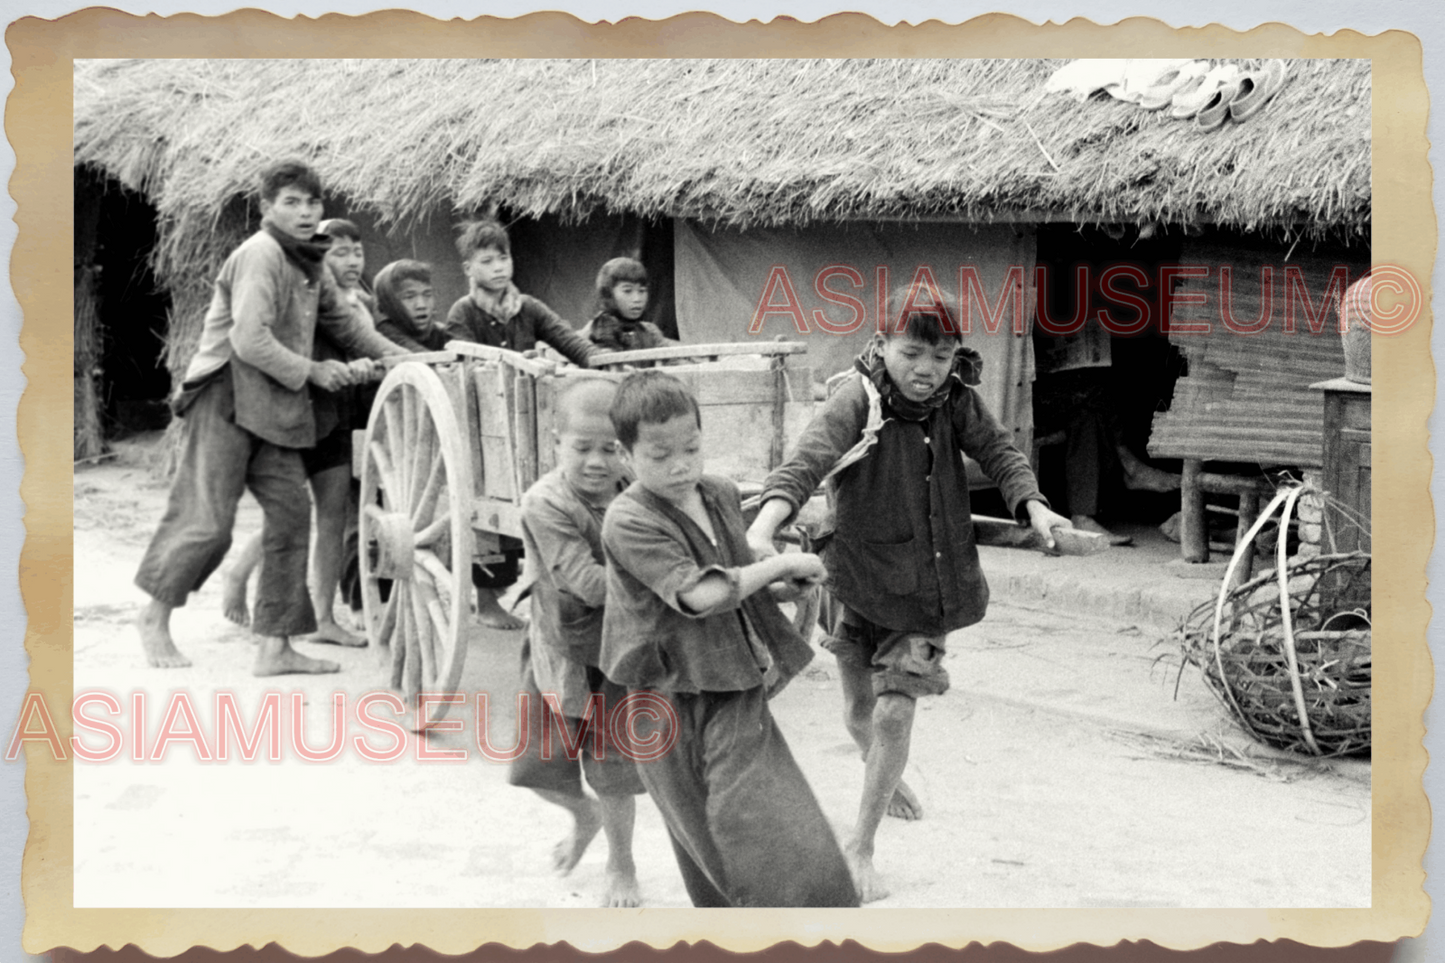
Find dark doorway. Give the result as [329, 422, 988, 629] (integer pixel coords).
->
[77, 167, 173, 440]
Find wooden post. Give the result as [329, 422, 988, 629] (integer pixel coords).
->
[1180, 459, 1208, 563]
[769, 356, 787, 470]
[1230, 490, 1261, 587]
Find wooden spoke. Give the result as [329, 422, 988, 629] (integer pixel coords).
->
[416, 577, 452, 660]
[388, 584, 407, 689]
[408, 575, 437, 689]
[411, 447, 444, 526]
[383, 396, 408, 506]
[375, 586, 399, 652]
[401, 584, 421, 700]
[414, 511, 451, 549]
[368, 442, 400, 506]
[408, 393, 433, 514]
[414, 549, 457, 600]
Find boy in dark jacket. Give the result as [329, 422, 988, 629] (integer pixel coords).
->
[747, 286, 1072, 901]
[134, 159, 406, 673]
[578, 257, 674, 354]
[599, 371, 857, 908]
[443, 219, 596, 366]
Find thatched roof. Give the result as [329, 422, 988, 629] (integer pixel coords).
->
[75, 58, 1369, 251]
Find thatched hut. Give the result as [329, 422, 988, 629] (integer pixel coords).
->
[73, 58, 1370, 503]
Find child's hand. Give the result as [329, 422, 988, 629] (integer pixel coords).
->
[768, 579, 808, 603]
[781, 552, 827, 587]
[347, 358, 383, 384]
[308, 359, 352, 392]
[1025, 499, 1073, 550]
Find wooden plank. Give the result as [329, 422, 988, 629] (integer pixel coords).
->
[446, 340, 558, 378]
[589, 342, 808, 367]
[535, 377, 558, 476]
[513, 370, 538, 494]
[471, 497, 525, 540]
[446, 362, 484, 500]
[770, 357, 787, 471]
[474, 364, 517, 501]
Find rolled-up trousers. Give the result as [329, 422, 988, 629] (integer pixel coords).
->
[134, 372, 316, 639]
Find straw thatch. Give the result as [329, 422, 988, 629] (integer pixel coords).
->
[73, 58, 1370, 385]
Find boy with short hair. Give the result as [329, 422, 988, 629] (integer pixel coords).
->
[220, 217, 382, 647]
[374, 259, 449, 353]
[444, 218, 596, 628]
[510, 378, 644, 908]
[748, 286, 1072, 901]
[444, 218, 596, 366]
[599, 371, 858, 908]
[578, 257, 674, 353]
[134, 159, 407, 673]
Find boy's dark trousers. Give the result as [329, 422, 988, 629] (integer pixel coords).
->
[134, 372, 317, 638]
[632, 686, 858, 908]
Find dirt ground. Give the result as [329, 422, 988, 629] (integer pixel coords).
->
[71, 435, 1370, 910]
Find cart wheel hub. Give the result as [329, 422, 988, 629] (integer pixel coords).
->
[370, 511, 415, 579]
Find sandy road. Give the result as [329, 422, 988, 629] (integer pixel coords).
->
[70, 447, 1369, 910]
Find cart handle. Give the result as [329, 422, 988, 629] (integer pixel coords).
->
[444, 341, 559, 378]
[589, 341, 808, 368]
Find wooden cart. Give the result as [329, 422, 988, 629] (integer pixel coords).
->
[354, 341, 817, 718]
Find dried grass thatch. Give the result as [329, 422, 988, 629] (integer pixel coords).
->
[74, 58, 1370, 385]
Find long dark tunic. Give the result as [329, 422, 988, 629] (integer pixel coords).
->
[761, 371, 1046, 634]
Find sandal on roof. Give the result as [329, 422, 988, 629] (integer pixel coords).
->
[1137, 60, 1208, 110]
[1195, 72, 1246, 130]
[1228, 59, 1289, 121]
[1168, 63, 1241, 119]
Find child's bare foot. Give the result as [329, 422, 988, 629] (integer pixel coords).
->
[601, 867, 642, 908]
[1118, 446, 1181, 492]
[311, 618, 367, 647]
[886, 780, 923, 821]
[136, 603, 191, 668]
[476, 591, 527, 631]
[552, 799, 602, 875]
[221, 571, 250, 628]
[253, 639, 341, 676]
[844, 841, 889, 903]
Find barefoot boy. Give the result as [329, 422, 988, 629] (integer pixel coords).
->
[221, 218, 379, 648]
[444, 218, 598, 628]
[747, 287, 1072, 901]
[135, 159, 406, 673]
[510, 378, 644, 907]
[599, 371, 858, 908]
[578, 257, 674, 353]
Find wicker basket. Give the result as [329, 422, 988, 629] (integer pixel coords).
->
[1175, 485, 1371, 757]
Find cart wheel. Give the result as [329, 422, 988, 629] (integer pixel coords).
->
[359, 362, 474, 724]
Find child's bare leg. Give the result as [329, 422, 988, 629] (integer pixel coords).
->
[135, 598, 191, 668]
[475, 586, 526, 630]
[253, 636, 340, 676]
[844, 691, 916, 903]
[308, 466, 365, 646]
[597, 793, 641, 907]
[532, 788, 602, 875]
[221, 535, 262, 627]
[839, 660, 922, 821]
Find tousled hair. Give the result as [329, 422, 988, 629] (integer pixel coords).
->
[883, 284, 963, 345]
[555, 378, 621, 437]
[609, 371, 701, 450]
[319, 218, 363, 243]
[595, 257, 649, 309]
[259, 159, 322, 204]
[455, 219, 511, 259]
